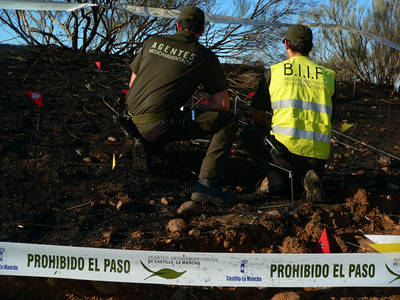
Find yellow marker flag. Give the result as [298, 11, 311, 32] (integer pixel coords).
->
[369, 243, 400, 253]
[341, 122, 354, 133]
[112, 153, 116, 170]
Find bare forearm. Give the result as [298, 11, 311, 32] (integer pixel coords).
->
[253, 109, 266, 128]
[129, 72, 137, 88]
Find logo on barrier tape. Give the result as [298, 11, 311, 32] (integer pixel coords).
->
[227, 259, 262, 282]
[0, 248, 5, 262]
[240, 259, 248, 273]
[385, 264, 400, 284]
[140, 261, 186, 280]
[385, 255, 400, 284]
[0, 247, 19, 271]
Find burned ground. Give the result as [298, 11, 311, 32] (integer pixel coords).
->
[1, 45, 400, 299]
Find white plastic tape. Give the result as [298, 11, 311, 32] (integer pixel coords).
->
[0, 0, 97, 12]
[1, 242, 400, 287]
[117, 4, 267, 25]
[118, 5, 400, 51]
[366, 235, 400, 245]
[118, 5, 181, 20]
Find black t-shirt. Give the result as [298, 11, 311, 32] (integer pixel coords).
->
[126, 31, 228, 116]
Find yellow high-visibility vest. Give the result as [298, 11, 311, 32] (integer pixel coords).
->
[269, 56, 335, 159]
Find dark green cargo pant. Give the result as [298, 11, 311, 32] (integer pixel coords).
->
[135, 110, 238, 179]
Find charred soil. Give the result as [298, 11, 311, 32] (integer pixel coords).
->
[1, 45, 400, 299]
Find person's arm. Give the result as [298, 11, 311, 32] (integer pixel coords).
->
[200, 52, 230, 111]
[129, 72, 137, 88]
[253, 109, 266, 128]
[128, 43, 145, 89]
[331, 82, 336, 121]
[251, 69, 271, 128]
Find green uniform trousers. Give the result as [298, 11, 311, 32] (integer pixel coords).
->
[135, 110, 238, 179]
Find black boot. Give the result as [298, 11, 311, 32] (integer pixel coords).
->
[132, 138, 152, 171]
[191, 178, 236, 207]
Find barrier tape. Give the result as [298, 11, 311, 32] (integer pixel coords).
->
[0, 0, 97, 12]
[367, 235, 400, 245]
[0, 242, 400, 287]
[1, 1, 400, 288]
[366, 235, 400, 254]
[2, 1, 400, 51]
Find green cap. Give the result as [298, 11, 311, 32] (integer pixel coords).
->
[285, 24, 313, 43]
[177, 6, 205, 24]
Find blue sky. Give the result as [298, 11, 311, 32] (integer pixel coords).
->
[0, 21, 17, 44]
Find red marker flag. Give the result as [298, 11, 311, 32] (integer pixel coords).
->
[315, 227, 330, 253]
[95, 61, 101, 70]
[122, 89, 129, 95]
[247, 91, 255, 99]
[25, 91, 43, 107]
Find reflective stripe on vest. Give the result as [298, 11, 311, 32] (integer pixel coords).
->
[271, 99, 332, 116]
[271, 126, 331, 143]
[269, 56, 335, 159]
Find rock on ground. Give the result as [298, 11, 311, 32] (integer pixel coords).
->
[271, 291, 300, 300]
[166, 218, 187, 233]
[177, 201, 200, 216]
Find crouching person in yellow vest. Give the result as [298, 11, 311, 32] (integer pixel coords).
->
[250, 24, 335, 202]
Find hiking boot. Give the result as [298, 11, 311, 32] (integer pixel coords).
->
[132, 138, 152, 171]
[303, 170, 325, 202]
[191, 178, 236, 207]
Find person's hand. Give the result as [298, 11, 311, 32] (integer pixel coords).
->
[208, 90, 230, 111]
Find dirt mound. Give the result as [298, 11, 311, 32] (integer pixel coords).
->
[1, 45, 400, 299]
